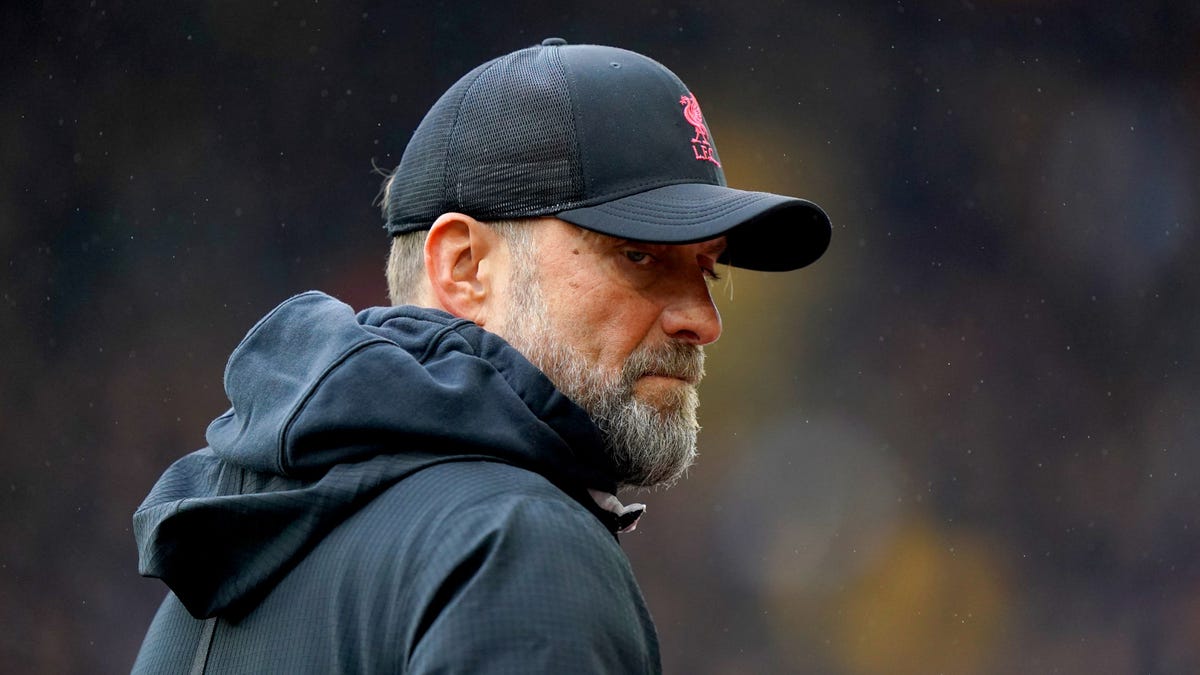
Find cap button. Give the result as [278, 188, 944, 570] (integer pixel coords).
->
[541, 37, 568, 46]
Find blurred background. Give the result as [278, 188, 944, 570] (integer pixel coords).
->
[3, 1, 1198, 673]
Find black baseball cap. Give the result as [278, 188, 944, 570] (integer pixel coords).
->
[383, 38, 831, 272]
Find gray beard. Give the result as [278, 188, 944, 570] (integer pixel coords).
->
[501, 271, 704, 489]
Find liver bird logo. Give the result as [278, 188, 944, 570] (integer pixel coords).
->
[679, 93, 721, 167]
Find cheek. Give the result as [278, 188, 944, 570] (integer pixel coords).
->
[552, 289, 659, 367]
[593, 306, 663, 370]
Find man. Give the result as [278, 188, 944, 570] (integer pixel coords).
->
[132, 39, 830, 673]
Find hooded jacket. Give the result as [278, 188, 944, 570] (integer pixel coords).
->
[131, 292, 660, 674]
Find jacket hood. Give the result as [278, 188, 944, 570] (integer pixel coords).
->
[134, 291, 619, 618]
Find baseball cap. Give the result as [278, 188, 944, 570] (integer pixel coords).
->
[383, 38, 831, 272]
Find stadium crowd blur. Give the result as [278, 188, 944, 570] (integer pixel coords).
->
[3, 2, 1198, 673]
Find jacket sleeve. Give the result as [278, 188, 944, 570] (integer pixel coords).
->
[404, 496, 661, 674]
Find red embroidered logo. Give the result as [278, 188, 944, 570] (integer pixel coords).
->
[679, 93, 721, 167]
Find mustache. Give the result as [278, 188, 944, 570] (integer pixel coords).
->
[621, 341, 706, 386]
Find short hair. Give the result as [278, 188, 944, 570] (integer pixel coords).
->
[381, 172, 537, 305]
[385, 229, 428, 306]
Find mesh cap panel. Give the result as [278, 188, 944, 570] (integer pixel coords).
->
[448, 48, 583, 219]
[386, 47, 583, 231]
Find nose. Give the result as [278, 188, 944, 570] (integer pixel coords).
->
[661, 276, 722, 346]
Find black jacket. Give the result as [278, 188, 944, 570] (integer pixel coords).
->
[132, 292, 660, 673]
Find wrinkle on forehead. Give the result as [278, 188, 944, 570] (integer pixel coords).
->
[572, 225, 616, 248]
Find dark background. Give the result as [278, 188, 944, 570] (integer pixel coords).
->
[4, 1, 1199, 673]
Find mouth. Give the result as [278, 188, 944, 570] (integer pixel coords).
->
[639, 372, 699, 386]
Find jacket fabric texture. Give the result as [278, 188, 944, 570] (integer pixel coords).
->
[131, 291, 661, 674]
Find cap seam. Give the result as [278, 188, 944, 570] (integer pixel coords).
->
[592, 192, 765, 217]
[584, 200, 762, 225]
[555, 176, 723, 213]
[558, 46, 589, 204]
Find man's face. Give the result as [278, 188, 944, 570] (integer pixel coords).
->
[494, 218, 725, 489]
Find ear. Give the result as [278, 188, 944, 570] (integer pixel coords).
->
[423, 212, 504, 324]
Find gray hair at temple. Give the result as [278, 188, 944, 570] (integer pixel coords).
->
[379, 172, 535, 306]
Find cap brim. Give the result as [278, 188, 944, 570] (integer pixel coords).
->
[555, 183, 831, 272]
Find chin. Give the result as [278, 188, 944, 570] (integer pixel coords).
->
[609, 392, 701, 490]
[623, 446, 697, 491]
[633, 377, 695, 413]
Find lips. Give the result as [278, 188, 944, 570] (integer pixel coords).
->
[640, 372, 699, 385]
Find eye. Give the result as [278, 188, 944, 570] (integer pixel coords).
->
[624, 250, 653, 264]
[703, 267, 722, 282]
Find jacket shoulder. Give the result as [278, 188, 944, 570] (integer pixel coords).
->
[347, 459, 619, 566]
[317, 460, 662, 672]
[378, 461, 661, 673]
[137, 460, 660, 673]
